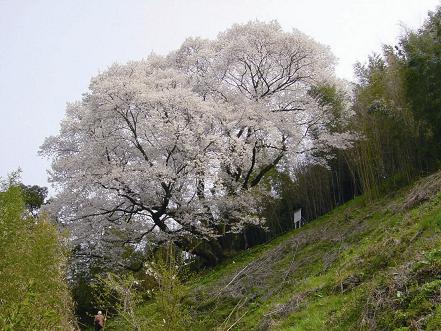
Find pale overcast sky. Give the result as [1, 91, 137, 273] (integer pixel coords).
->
[0, 0, 440, 190]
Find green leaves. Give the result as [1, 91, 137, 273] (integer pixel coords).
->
[0, 183, 76, 330]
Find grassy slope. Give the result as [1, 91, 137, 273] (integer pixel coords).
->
[111, 172, 441, 330]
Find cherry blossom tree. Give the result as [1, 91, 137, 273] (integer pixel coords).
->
[41, 21, 354, 265]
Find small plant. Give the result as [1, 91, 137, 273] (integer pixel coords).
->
[95, 244, 190, 330]
[146, 245, 191, 331]
[95, 272, 146, 330]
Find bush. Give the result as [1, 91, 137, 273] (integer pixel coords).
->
[0, 180, 77, 330]
[96, 245, 190, 331]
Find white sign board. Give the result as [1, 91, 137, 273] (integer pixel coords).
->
[293, 208, 302, 223]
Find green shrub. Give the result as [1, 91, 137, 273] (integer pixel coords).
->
[0, 182, 77, 330]
[97, 245, 190, 331]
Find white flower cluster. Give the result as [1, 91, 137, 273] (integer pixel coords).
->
[40, 21, 355, 259]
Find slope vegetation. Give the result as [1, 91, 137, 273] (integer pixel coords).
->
[182, 171, 441, 330]
[106, 171, 441, 330]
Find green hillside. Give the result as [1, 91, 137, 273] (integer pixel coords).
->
[108, 171, 441, 330]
